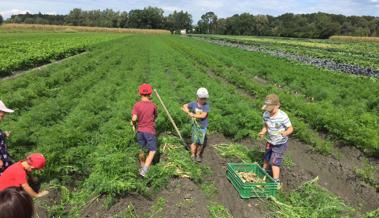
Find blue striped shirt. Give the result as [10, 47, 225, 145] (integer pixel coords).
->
[263, 110, 292, 145]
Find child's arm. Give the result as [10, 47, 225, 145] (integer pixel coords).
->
[182, 103, 192, 116]
[258, 124, 268, 139]
[281, 115, 293, 137]
[281, 126, 294, 137]
[21, 183, 49, 198]
[182, 103, 189, 113]
[131, 114, 138, 132]
[191, 112, 208, 119]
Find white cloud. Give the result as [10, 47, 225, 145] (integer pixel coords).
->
[161, 6, 183, 13]
[46, 11, 58, 15]
[192, 0, 224, 10]
[0, 9, 31, 19]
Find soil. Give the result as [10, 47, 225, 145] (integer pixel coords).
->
[282, 139, 379, 213]
[237, 135, 379, 213]
[202, 59, 379, 213]
[34, 132, 378, 217]
[203, 134, 269, 218]
[33, 62, 378, 217]
[77, 136, 270, 218]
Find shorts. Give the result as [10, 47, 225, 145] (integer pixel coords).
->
[263, 142, 288, 167]
[192, 127, 207, 145]
[137, 132, 157, 152]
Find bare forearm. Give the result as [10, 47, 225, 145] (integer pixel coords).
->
[192, 113, 207, 119]
[282, 126, 294, 137]
[131, 114, 138, 122]
[182, 105, 190, 113]
[22, 184, 39, 198]
[259, 126, 268, 134]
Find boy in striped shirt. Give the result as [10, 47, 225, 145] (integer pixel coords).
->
[259, 94, 293, 185]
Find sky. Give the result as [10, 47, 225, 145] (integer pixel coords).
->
[1, 0, 379, 22]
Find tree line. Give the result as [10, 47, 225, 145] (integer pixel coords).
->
[5, 7, 192, 34]
[197, 12, 379, 38]
[3, 7, 379, 38]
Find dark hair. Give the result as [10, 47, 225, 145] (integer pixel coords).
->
[0, 187, 34, 218]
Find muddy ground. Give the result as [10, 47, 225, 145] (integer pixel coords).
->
[77, 135, 270, 218]
[69, 134, 378, 217]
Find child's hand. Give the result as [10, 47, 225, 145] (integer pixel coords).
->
[0, 160, 3, 168]
[188, 112, 195, 118]
[4, 131, 11, 138]
[265, 142, 271, 149]
[130, 121, 136, 132]
[280, 131, 287, 137]
[37, 190, 49, 198]
[258, 132, 265, 139]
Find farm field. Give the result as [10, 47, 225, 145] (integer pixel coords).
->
[191, 34, 379, 77]
[0, 32, 378, 217]
[0, 31, 126, 77]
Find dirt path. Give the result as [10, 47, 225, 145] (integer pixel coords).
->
[81, 178, 211, 218]
[36, 133, 378, 217]
[79, 136, 272, 218]
[202, 61, 379, 213]
[282, 139, 379, 212]
[234, 135, 379, 213]
[203, 134, 269, 218]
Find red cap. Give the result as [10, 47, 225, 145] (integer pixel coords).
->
[26, 153, 46, 169]
[139, 84, 153, 95]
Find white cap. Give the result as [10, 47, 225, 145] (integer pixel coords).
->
[196, 88, 209, 98]
[0, 100, 14, 113]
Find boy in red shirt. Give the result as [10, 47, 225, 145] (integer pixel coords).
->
[131, 84, 158, 178]
[0, 153, 49, 198]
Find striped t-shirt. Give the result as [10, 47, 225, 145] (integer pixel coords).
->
[263, 110, 292, 145]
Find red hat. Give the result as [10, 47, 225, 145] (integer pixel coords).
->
[139, 84, 153, 95]
[26, 153, 46, 169]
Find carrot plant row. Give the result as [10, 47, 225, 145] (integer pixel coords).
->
[170, 36, 378, 156]
[0, 32, 124, 77]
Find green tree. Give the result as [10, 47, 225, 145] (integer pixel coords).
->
[216, 18, 227, 34]
[0, 15, 3, 25]
[237, 13, 255, 35]
[254, 15, 269, 36]
[166, 10, 192, 34]
[65, 8, 83, 26]
[118, 11, 128, 28]
[129, 7, 164, 29]
[197, 12, 218, 34]
[313, 13, 341, 38]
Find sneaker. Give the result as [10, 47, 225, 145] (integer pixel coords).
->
[274, 179, 281, 190]
[139, 167, 148, 178]
[196, 155, 202, 163]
